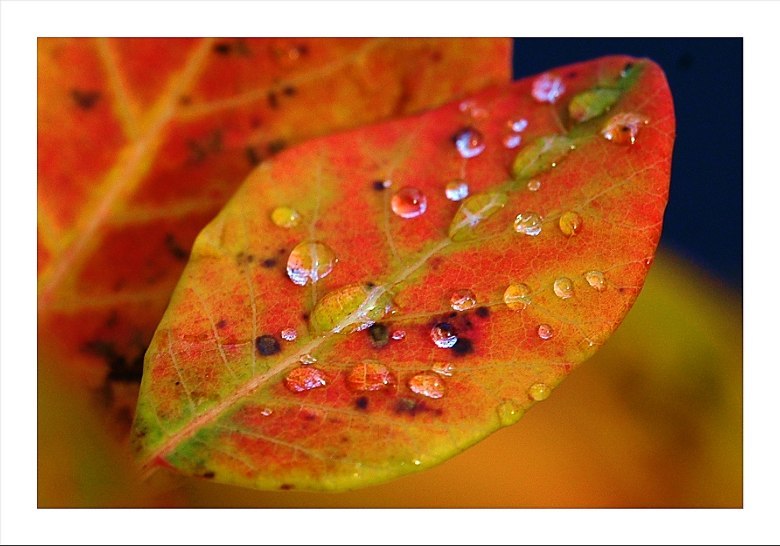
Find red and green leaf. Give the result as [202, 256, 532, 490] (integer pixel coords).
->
[133, 56, 675, 491]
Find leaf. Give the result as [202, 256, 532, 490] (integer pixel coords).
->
[36, 38, 512, 433]
[133, 56, 675, 491]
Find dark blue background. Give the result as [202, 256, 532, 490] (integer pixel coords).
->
[514, 39, 742, 289]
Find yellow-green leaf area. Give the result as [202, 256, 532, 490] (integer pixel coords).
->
[448, 192, 509, 242]
[568, 88, 622, 123]
[511, 135, 574, 181]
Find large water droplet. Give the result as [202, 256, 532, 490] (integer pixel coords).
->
[504, 283, 532, 310]
[528, 382, 551, 401]
[496, 399, 524, 426]
[445, 180, 469, 202]
[286, 241, 337, 286]
[584, 270, 606, 291]
[452, 127, 486, 159]
[391, 187, 428, 219]
[568, 88, 621, 123]
[431, 362, 455, 377]
[309, 283, 394, 334]
[502, 133, 522, 149]
[271, 206, 301, 228]
[553, 277, 574, 299]
[284, 366, 327, 393]
[450, 289, 477, 312]
[511, 135, 574, 181]
[408, 372, 446, 399]
[508, 118, 528, 132]
[514, 212, 543, 236]
[558, 211, 583, 237]
[527, 179, 541, 192]
[601, 112, 648, 145]
[532, 73, 565, 103]
[280, 328, 297, 342]
[346, 362, 396, 392]
[537, 324, 554, 340]
[430, 322, 458, 348]
[448, 192, 508, 241]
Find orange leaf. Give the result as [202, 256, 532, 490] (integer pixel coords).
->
[133, 56, 675, 491]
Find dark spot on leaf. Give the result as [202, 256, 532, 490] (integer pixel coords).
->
[282, 85, 297, 97]
[365, 281, 376, 289]
[236, 252, 255, 266]
[372, 180, 388, 191]
[618, 287, 627, 294]
[447, 312, 457, 319]
[178, 95, 192, 106]
[71, 89, 101, 110]
[302, 412, 316, 422]
[255, 335, 280, 356]
[278, 247, 286, 254]
[340, 435, 349, 444]
[621, 62, 635, 77]
[368, 323, 389, 348]
[216, 319, 227, 329]
[435, 321, 456, 335]
[355, 396, 369, 410]
[280, 483, 294, 490]
[174, 381, 181, 386]
[203, 471, 215, 479]
[475, 306, 489, 318]
[213, 42, 232, 55]
[261, 258, 277, 268]
[245, 146, 262, 166]
[395, 397, 419, 415]
[267, 91, 279, 109]
[187, 130, 223, 163]
[451, 337, 473, 356]
[164, 233, 189, 262]
[267, 139, 287, 155]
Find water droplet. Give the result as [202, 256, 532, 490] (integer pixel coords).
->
[431, 362, 455, 377]
[280, 328, 297, 342]
[286, 241, 337, 286]
[502, 133, 522, 149]
[391, 187, 428, 219]
[260, 407, 273, 417]
[413, 459, 422, 466]
[504, 283, 532, 310]
[553, 277, 574, 299]
[391, 330, 406, 341]
[450, 289, 477, 312]
[309, 283, 394, 334]
[532, 73, 565, 103]
[408, 372, 446, 399]
[448, 192, 508, 241]
[537, 324, 554, 340]
[514, 212, 543, 236]
[445, 180, 469, 202]
[527, 179, 541, 192]
[284, 366, 327, 393]
[584, 270, 606, 291]
[346, 362, 396, 392]
[601, 112, 648, 145]
[430, 322, 457, 348]
[558, 211, 583, 237]
[568, 88, 621, 123]
[452, 127, 486, 159]
[271, 206, 301, 228]
[496, 399, 524, 426]
[508, 118, 528, 132]
[512, 135, 574, 181]
[299, 353, 317, 365]
[528, 382, 552, 401]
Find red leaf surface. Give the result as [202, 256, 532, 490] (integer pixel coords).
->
[133, 56, 675, 491]
[36, 38, 512, 431]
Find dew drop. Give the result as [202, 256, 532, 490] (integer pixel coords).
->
[537, 324, 554, 340]
[284, 366, 327, 393]
[508, 118, 528, 132]
[299, 353, 317, 365]
[584, 270, 606, 291]
[452, 127, 486, 159]
[528, 382, 552, 401]
[408, 372, 446, 399]
[532, 73, 565, 104]
[345, 362, 396, 392]
[558, 211, 583, 237]
[309, 283, 395, 334]
[445, 180, 469, 201]
[527, 179, 541, 192]
[601, 112, 648, 145]
[430, 322, 458, 348]
[280, 328, 297, 342]
[496, 399, 524, 426]
[260, 407, 273, 417]
[553, 277, 574, 299]
[391, 187, 428, 219]
[502, 133, 522, 149]
[450, 289, 477, 312]
[504, 283, 532, 311]
[431, 362, 455, 377]
[514, 212, 543, 236]
[391, 330, 406, 341]
[286, 241, 337, 286]
[270, 206, 301, 228]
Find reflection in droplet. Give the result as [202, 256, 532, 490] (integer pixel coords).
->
[271, 206, 301, 228]
[280, 328, 297, 342]
[553, 277, 574, 299]
[537, 324, 554, 340]
[346, 362, 396, 392]
[558, 211, 583, 237]
[299, 353, 317, 365]
[284, 366, 327, 393]
[503, 283, 532, 311]
[532, 73, 565, 103]
[309, 283, 395, 334]
[514, 212, 543, 236]
[391, 330, 406, 341]
[502, 133, 522, 149]
[286, 241, 337, 286]
[453, 127, 486, 159]
[450, 289, 477, 312]
[527, 179, 541, 192]
[601, 112, 648, 145]
[445, 180, 469, 202]
[528, 382, 552, 401]
[431, 362, 455, 377]
[497, 399, 524, 426]
[430, 322, 458, 348]
[408, 372, 446, 399]
[391, 187, 428, 219]
[584, 270, 606, 291]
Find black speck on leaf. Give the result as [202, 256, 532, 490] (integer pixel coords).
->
[164, 233, 189, 262]
[267, 139, 287, 155]
[255, 335, 280, 356]
[261, 258, 278, 268]
[451, 337, 474, 356]
[475, 306, 489, 318]
[71, 89, 101, 110]
[368, 323, 389, 348]
[213, 42, 232, 55]
[245, 146, 262, 166]
[355, 396, 369, 410]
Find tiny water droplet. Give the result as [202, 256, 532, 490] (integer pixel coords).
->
[514, 212, 543, 236]
[504, 283, 532, 311]
[528, 382, 552, 401]
[309, 283, 394, 334]
[532, 73, 565, 104]
[280, 328, 297, 342]
[584, 270, 606, 291]
[408, 372, 446, 399]
[260, 407, 273, 417]
[391, 330, 406, 341]
[558, 211, 583, 237]
[284, 366, 327, 393]
[271, 206, 301, 228]
[508, 118, 528, 132]
[601, 112, 648, 145]
[502, 133, 522, 149]
[527, 179, 541, 192]
[430, 322, 458, 349]
[431, 362, 455, 377]
[346, 362, 396, 392]
[450, 289, 477, 312]
[496, 399, 524, 426]
[445, 180, 469, 202]
[391, 187, 428, 219]
[537, 324, 554, 340]
[413, 459, 422, 466]
[286, 241, 337, 286]
[553, 277, 574, 299]
[299, 353, 317, 365]
[453, 127, 486, 159]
